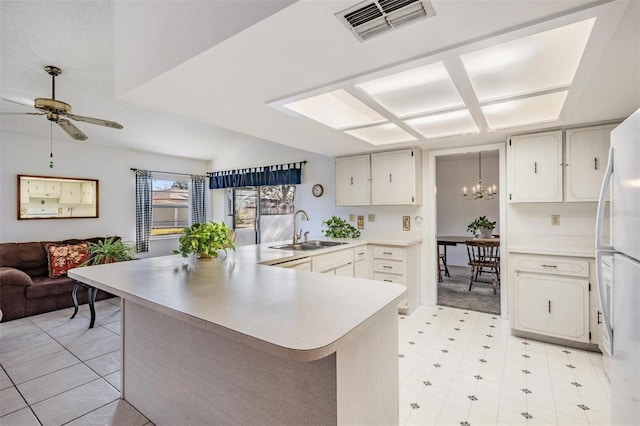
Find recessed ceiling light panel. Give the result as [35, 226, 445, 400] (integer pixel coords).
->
[460, 18, 596, 102]
[282, 89, 386, 129]
[482, 91, 568, 130]
[357, 62, 464, 117]
[405, 109, 479, 139]
[344, 123, 417, 145]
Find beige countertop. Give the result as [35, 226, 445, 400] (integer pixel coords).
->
[69, 232, 420, 361]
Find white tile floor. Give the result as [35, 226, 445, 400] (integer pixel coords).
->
[1, 300, 611, 425]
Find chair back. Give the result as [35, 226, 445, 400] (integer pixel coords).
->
[465, 240, 500, 266]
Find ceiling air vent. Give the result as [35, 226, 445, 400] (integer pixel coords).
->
[337, 0, 436, 42]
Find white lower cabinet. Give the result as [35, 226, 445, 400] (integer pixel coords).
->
[511, 253, 594, 344]
[353, 246, 369, 279]
[311, 248, 354, 277]
[370, 244, 420, 314]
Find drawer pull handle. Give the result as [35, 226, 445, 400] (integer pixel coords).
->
[383, 279, 393, 282]
[358, 252, 365, 256]
[350, 176, 354, 185]
[534, 162, 538, 174]
[383, 265, 392, 269]
[541, 264, 557, 268]
[548, 300, 551, 313]
[383, 251, 393, 255]
[597, 310, 602, 324]
[594, 157, 598, 171]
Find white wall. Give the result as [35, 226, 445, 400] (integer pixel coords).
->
[0, 131, 208, 258]
[436, 152, 500, 266]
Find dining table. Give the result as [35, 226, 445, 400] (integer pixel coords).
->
[436, 235, 500, 282]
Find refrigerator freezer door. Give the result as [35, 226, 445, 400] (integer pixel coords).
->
[611, 253, 640, 425]
[611, 109, 640, 261]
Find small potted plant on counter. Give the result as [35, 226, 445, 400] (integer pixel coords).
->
[175, 221, 235, 260]
[467, 215, 496, 238]
[322, 216, 361, 239]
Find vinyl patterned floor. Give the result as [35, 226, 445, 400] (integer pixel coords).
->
[1, 299, 611, 425]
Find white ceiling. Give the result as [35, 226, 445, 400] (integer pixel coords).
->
[1, 0, 638, 161]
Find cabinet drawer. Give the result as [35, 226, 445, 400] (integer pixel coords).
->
[372, 246, 405, 261]
[373, 260, 405, 275]
[513, 256, 589, 278]
[354, 247, 368, 261]
[312, 249, 354, 273]
[373, 273, 406, 285]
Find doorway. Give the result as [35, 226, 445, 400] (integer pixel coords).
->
[425, 143, 507, 318]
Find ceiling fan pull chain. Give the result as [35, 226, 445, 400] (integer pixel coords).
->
[49, 122, 54, 168]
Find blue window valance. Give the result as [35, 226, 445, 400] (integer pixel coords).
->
[208, 161, 306, 189]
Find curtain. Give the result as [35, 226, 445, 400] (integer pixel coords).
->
[190, 175, 206, 224]
[208, 162, 304, 189]
[134, 169, 153, 253]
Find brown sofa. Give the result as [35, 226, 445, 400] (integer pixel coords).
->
[0, 237, 115, 322]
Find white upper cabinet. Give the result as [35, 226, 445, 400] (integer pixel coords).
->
[59, 182, 82, 204]
[508, 130, 563, 203]
[371, 148, 422, 205]
[335, 155, 371, 206]
[565, 124, 615, 202]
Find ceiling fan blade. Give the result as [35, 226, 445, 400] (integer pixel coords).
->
[0, 112, 46, 115]
[57, 118, 88, 141]
[2, 96, 35, 108]
[66, 113, 123, 129]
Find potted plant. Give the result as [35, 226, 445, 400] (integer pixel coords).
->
[83, 236, 135, 265]
[322, 216, 361, 239]
[467, 215, 496, 238]
[174, 221, 235, 259]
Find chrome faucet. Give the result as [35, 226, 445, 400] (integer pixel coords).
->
[293, 209, 310, 244]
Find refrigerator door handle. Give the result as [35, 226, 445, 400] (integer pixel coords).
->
[596, 251, 614, 354]
[596, 147, 614, 252]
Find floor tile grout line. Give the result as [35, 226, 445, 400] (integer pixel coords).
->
[543, 341, 561, 426]
[564, 347, 594, 425]
[0, 363, 44, 425]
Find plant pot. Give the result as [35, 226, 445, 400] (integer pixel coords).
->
[479, 228, 493, 238]
[197, 253, 214, 260]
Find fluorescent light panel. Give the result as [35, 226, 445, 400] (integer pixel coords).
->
[282, 89, 386, 129]
[460, 18, 596, 102]
[482, 91, 568, 130]
[405, 109, 479, 139]
[344, 123, 417, 145]
[357, 62, 464, 117]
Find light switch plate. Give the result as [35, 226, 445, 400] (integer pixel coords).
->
[368, 214, 375, 222]
[349, 213, 355, 221]
[551, 214, 560, 225]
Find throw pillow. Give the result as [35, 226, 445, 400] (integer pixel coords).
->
[45, 243, 88, 278]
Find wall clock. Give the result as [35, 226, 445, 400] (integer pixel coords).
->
[312, 184, 324, 197]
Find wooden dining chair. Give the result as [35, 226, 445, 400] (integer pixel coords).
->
[465, 240, 500, 294]
[437, 243, 450, 282]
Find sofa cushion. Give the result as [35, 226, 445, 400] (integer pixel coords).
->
[25, 276, 76, 299]
[45, 243, 89, 278]
[0, 242, 49, 278]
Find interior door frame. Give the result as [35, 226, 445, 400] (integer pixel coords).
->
[423, 142, 508, 319]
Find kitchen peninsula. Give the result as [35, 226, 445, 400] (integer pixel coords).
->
[69, 239, 409, 425]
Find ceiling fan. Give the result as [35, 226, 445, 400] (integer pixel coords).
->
[1, 65, 123, 141]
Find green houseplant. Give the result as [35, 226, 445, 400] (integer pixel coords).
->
[174, 221, 235, 259]
[322, 216, 361, 239]
[83, 236, 135, 265]
[467, 215, 496, 238]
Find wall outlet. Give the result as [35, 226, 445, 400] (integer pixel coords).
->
[551, 214, 560, 226]
[368, 213, 375, 222]
[349, 213, 355, 221]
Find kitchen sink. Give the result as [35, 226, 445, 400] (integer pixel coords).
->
[269, 240, 348, 251]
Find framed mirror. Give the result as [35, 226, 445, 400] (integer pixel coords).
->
[18, 175, 99, 220]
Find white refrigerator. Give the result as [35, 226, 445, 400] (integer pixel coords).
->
[596, 108, 640, 425]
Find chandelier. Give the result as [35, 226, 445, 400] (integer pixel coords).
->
[462, 151, 497, 200]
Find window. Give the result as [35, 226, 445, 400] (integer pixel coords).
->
[259, 185, 295, 215]
[151, 176, 189, 236]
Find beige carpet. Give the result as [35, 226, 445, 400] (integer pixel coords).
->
[437, 265, 501, 315]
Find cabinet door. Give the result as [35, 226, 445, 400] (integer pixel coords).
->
[28, 179, 44, 194]
[334, 263, 354, 277]
[565, 124, 615, 202]
[371, 149, 417, 205]
[508, 131, 563, 202]
[335, 155, 370, 205]
[45, 181, 60, 195]
[354, 260, 368, 278]
[59, 182, 82, 204]
[515, 272, 589, 342]
[81, 182, 95, 204]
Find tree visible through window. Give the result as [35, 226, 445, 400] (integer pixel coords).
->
[152, 177, 189, 236]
